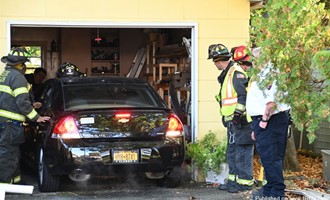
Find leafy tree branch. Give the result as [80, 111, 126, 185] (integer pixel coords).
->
[250, 0, 330, 143]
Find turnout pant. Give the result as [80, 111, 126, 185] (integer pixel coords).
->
[251, 111, 289, 198]
[0, 123, 24, 183]
[226, 122, 254, 187]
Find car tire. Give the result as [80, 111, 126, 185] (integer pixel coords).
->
[159, 176, 181, 188]
[37, 147, 60, 192]
[157, 167, 182, 188]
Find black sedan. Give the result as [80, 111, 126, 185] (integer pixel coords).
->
[21, 76, 185, 192]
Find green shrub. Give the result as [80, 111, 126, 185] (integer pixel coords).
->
[186, 131, 227, 175]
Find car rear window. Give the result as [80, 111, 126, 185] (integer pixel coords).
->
[63, 83, 163, 109]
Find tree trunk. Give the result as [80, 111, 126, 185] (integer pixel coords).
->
[284, 126, 301, 171]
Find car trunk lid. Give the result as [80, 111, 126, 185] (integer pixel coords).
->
[52, 108, 175, 141]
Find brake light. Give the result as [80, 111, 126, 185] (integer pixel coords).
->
[115, 112, 131, 123]
[52, 116, 80, 139]
[166, 114, 183, 137]
[115, 112, 131, 119]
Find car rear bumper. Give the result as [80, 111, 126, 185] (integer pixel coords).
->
[45, 138, 185, 175]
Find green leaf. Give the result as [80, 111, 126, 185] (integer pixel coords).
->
[250, 0, 330, 144]
[186, 131, 227, 174]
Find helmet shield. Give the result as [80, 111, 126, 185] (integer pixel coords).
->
[56, 62, 80, 78]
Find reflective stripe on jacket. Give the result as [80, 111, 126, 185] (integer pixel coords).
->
[0, 67, 39, 122]
[220, 65, 247, 116]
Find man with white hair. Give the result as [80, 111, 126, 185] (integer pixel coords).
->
[246, 47, 291, 199]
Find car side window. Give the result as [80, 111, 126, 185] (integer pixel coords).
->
[37, 80, 57, 114]
[52, 87, 63, 111]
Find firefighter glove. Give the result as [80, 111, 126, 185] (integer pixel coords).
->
[232, 112, 241, 126]
[222, 116, 228, 128]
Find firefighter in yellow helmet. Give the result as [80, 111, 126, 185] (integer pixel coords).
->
[0, 47, 50, 184]
[208, 44, 254, 193]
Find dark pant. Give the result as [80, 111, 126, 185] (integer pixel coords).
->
[0, 123, 24, 183]
[251, 111, 289, 198]
[226, 123, 254, 186]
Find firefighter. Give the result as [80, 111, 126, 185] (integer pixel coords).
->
[208, 44, 254, 193]
[56, 62, 84, 78]
[246, 47, 291, 199]
[0, 47, 50, 184]
[233, 45, 253, 74]
[234, 46, 268, 188]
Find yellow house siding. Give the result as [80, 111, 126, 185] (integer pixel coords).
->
[0, 18, 8, 68]
[198, 58, 218, 80]
[45, 1, 140, 19]
[184, 0, 230, 19]
[184, 0, 249, 19]
[0, 0, 250, 140]
[1, 0, 249, 21]
[0, 0, 46, 17]
[199, 19, 250, 39]
[199, 101, 221, 123]
[198, 80, 219, 101]
[139, 0, 185, 20]
[198, 121, 227, 141]
[197, 0, 250, 138]
[228, 0, 251, 19]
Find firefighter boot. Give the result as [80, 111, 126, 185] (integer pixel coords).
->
[218, 180, 228, 190]
[226, 181, 239, 193]
[218, 180, 239, 193]
[237, 184, 253, 191]
[252, 188, 265, 200]
[218, 184, 227, 190]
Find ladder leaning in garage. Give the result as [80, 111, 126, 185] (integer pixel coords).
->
[126, 47, 146, 78]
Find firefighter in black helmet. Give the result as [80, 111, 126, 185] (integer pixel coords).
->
[0, 47, 50, 184]
[208, 44, 254, 193]
[56, 62, 84, 78]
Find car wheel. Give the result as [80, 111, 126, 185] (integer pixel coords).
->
[68, 169, 91, 182]
[156, 167, 182, 188]
[37, 147, 60, 192]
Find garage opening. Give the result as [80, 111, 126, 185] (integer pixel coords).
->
[8, 22, 198, 142]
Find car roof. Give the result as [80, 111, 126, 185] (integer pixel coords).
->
[54, 76, 149, 86]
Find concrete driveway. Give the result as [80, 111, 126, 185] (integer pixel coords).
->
[4, 168, 248, 200]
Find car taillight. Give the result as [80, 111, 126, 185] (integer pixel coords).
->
[166, 114, 183, 137]
[52, 116, 80, 139]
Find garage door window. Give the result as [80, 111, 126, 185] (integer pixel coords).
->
[23, 46, 42, 74]
[12, 44, 44, 74]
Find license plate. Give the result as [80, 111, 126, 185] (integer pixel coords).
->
[112, 150, 139, 163]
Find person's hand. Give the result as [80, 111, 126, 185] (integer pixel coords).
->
[36, 116, 50, 123]
[222, 116, 228, 128]
[259, 121, 268, 129]
[264, 102, 275, 118]
[232, 112, 241, 125]
[251, 131, 255, 141]
[33, 102, 42, 109]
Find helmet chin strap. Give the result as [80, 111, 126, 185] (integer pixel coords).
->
[11, 63, 24, 69]
[8, 63, 26, 74]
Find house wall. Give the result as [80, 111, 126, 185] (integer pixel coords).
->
[0, 0, 250, 140]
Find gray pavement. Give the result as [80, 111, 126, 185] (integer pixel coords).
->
[4, 169, 249, 200]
